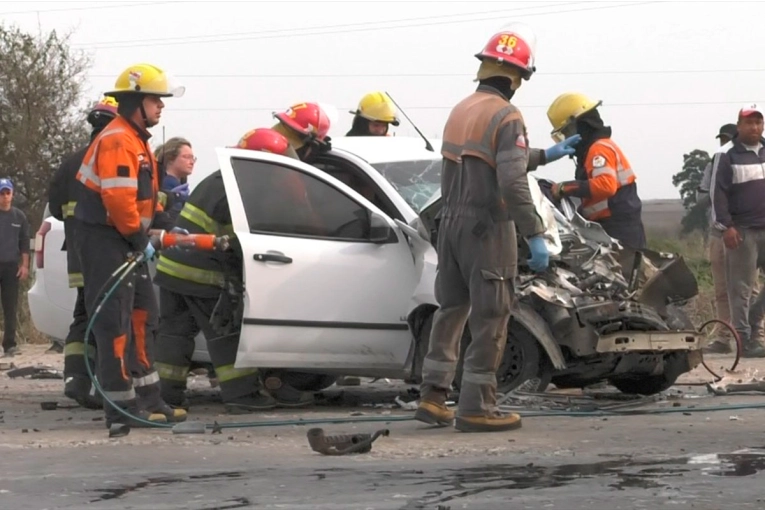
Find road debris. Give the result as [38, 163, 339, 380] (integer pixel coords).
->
[306, 427, 390, 456]
[6, 365, 63, 380]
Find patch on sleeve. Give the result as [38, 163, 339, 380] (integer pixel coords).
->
[515, 134, 527, 148]
[592, 155, 606, 168]
[117, 165, 130, 177]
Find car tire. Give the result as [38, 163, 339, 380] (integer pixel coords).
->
[608, 374, 678, 396]
[455, 319, 551, 395]
[608, 351, 689, 396]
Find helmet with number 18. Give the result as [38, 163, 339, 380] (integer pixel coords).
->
[475, 22, 538, 81]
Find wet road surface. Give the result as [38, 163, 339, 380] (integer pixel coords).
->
[2, 444, 765, 509]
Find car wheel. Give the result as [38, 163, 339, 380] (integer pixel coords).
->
[455, 320, 551, 394]
[608, 374, 678, 396]
[279, 371, 338, 392]
[608, 351, 689, 396]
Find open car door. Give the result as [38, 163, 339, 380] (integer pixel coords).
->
[216, 147, 418, 372]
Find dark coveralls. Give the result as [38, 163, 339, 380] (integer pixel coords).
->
[49, 143, 101, 406]
[153, 170, 259, 406]
[0, 206, 30, 354]
[420, 84, 546, 418]
[74, 115, 173, 421]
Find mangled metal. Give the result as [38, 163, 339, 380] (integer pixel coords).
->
[511, 177, 704, 394]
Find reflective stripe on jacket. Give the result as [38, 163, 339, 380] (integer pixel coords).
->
[73, 116, 163, 251]
[154, 170, 241, 299]
[577, 138, 641, 221]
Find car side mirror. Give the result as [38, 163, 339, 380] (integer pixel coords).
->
[369, 212, 394, 244]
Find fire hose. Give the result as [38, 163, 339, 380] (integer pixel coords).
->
[82, 232, 765, 432]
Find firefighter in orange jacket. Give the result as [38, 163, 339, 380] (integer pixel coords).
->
[74, 63, 187, 428]
[546, 93, 646, 253]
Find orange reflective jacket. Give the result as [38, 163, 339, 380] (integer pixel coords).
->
[560, 138, 639, 221]
[74, 116, 163, 250]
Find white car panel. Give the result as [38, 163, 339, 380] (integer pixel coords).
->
[29, 137, 443, 372]
[216, 148, 420, 371]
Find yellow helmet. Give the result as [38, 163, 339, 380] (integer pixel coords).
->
[547, 92, 602, 141]
[104, 63, 185, 98]
[350, 92, 400, 126]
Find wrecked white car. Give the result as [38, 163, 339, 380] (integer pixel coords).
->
[218, 136, 704, 396]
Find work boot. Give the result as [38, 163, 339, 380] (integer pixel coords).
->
[271, 385, 315, 408]
[161, 389, 190, 411]
[703, 340, 732, 355]
[742, 340, 765, 358]
[64, 375, 103, 410]
[263, 374, 316, 408]
[105, 408, 168, 429]
[224, 391, 278, 414]
[414, 389, 454, 427]
[455, 411, 523, 433]
[148, 402, 188, 423]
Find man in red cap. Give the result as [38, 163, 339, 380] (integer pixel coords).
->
[711, 104, 765, 357]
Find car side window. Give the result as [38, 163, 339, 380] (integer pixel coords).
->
[231, 157, 372, 241]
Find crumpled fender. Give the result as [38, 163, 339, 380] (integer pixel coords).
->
[512, 301, 567, 370]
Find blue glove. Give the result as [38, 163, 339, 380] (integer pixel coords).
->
[527, 235, 550, 273]
[544, 134, 582, 163]
[170, 227, 189, 235]
[171, 182, 190, 200]
[142, 241, 156, 261]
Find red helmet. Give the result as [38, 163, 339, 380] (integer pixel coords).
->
[475, 22, 537, 80]
[86, 96, 119, 126]
[273, 102, 331, 141]
[236, 128, 291, 156]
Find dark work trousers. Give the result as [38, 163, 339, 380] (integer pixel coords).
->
[63, 286, 97, 379]
[421, 217, 517, 418]
[0, 262, 20, 352]
[78, 226, 163, 421]
[154, 287, 258, 404]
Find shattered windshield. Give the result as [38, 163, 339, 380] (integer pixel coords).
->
[371, 159, 441, 213]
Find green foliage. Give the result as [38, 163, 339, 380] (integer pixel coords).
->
[0, 23, 92, 230]
[671, 149, 711, 236]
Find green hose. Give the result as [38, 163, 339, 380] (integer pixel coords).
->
[84, 256, 765, 431]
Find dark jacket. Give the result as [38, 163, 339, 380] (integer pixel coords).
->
[712, 137, 765, 230]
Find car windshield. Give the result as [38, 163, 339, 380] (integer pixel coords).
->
[371, 159, 441, 213]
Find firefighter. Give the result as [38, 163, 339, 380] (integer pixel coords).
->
[49, 96, 119, 409]
[414, 23, 550, 433]
[154, 128, 315, 413]
[270, 102, 332, 163]
[73, 63, 188, 428]
[346, 92, 399, 137]
[546, 93, 646, 265]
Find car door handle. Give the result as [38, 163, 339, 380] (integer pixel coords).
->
[253, 253, 293, 264]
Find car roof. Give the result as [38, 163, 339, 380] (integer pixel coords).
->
[329, 136, 442, 165]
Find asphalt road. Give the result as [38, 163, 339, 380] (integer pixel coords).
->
[3, 347, 765, 509]
[2, 442, 765, 509]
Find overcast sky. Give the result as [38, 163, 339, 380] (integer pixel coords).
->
[2, 0, 761, 199]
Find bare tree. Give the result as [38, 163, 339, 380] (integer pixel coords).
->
[0, 23, 92, 231]
[0, 24, 92, 344]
